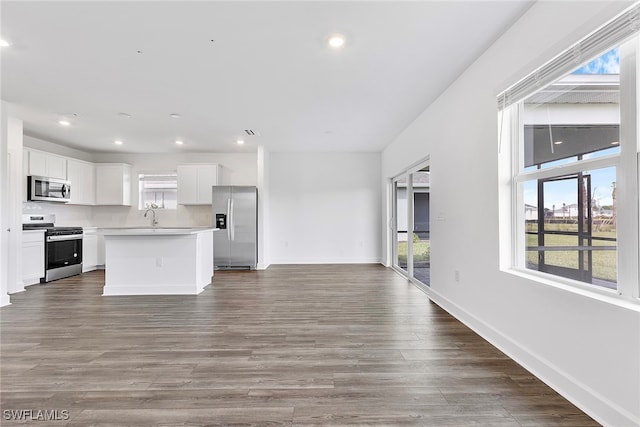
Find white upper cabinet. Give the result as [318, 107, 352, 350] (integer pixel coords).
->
[177, 165, 198, 204]
[95, 163, 132, 206]
[67, 158, 95, 205]
[25, 148, 67, 179]
[177, 164, 219, 205]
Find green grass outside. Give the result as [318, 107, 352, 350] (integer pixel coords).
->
[526, 230, 617, 282]
[397, 224, 616, 283]
[397, 240, 430, 266]
[526, 222, 616, 238]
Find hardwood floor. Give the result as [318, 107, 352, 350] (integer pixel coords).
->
[1, 265, 598, 426]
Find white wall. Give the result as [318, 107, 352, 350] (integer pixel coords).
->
[0, 103, 12, 305]
[256, 146, 270, 269]
[90, 152, 257, 228]
[269, 152, 381, 264]
[16, 149, 257, 228]
[382, 2, 639, 426]
[6, 117, 24, 295]
[24, 134, 93, 162]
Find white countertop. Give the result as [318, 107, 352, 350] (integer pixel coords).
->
[101, 227, 217, 236]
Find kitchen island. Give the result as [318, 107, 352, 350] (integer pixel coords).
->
[101, 227, 216, 296]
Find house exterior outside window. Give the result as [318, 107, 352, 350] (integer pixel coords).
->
[499, 6, 639, 300]
[138, 173, 178, 210]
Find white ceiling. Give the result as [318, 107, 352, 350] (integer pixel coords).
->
[1, 1, 532, 154]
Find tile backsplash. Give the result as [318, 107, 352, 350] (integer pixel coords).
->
[23, 202, 93, 227]
[23, 201, 212, 228]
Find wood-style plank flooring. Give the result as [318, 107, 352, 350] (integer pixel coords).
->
[1, 265, 598, 426]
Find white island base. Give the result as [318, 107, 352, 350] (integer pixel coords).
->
[102, 228, 215, 296]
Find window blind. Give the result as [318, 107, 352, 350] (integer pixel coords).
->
[497, 2, 640, 109]
[139, 173, 177, 182]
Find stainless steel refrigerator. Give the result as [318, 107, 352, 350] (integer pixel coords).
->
[212, 186, 257, 269]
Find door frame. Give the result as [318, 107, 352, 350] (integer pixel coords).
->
[390, 157, 430, 286]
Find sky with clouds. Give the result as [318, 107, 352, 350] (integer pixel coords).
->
[523, 165, 616, 210]
[573, 48, 620, 74]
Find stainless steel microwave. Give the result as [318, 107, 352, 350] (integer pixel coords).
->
[27, 176, 71, 203]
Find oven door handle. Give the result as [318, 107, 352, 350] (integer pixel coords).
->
[46, 234, 83, 242]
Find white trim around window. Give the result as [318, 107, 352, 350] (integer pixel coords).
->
[499, 26, 639, 303]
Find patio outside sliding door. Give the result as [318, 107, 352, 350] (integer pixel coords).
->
[391, 160, 430, 286]
[392, 177, 408, 273]
[411, 166, 430, 286]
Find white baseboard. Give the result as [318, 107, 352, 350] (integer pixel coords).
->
[0, 294, 11, 307]
[426, 287, 640, 427]
[256, 262, 271, 270]
[269, 257, 382, 264]
[103, 283, 209, 296]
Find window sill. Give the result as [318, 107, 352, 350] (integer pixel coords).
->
[506, 267, 640, 311]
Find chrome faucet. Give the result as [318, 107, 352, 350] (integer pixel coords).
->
[144, 208, 158, 227]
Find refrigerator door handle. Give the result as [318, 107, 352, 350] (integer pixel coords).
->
[226, 198, 232, 240]
[229, 199, 235, 241]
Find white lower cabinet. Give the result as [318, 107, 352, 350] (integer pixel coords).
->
[97, 234, 105, 267]
[82, 232, 99, 272]
[22, 231, 45, 285]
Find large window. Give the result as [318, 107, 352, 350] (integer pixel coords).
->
[499, 7, 639, 299]
[520, 55, 620, 289]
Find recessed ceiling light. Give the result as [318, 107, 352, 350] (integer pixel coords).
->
[236, 139, 245, 145]
[118, 112, 132, 118]
[611, 141, 619, 145]
[58, 120, 71, 126]
[0, 39, 10, 47]
[553, 140, 563, 145]
[114, 140, 123, 145]
[175, 140, 184, 145]
[328, 34, 345, 48]
[169, 113, 181, 119]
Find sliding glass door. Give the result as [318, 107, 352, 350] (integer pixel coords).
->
[411, 167, 430, 286]
[392, 177, 408, 273]
[392, 161, 430, 286]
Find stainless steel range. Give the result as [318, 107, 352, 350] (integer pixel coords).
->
[22, 214, 83, 282]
